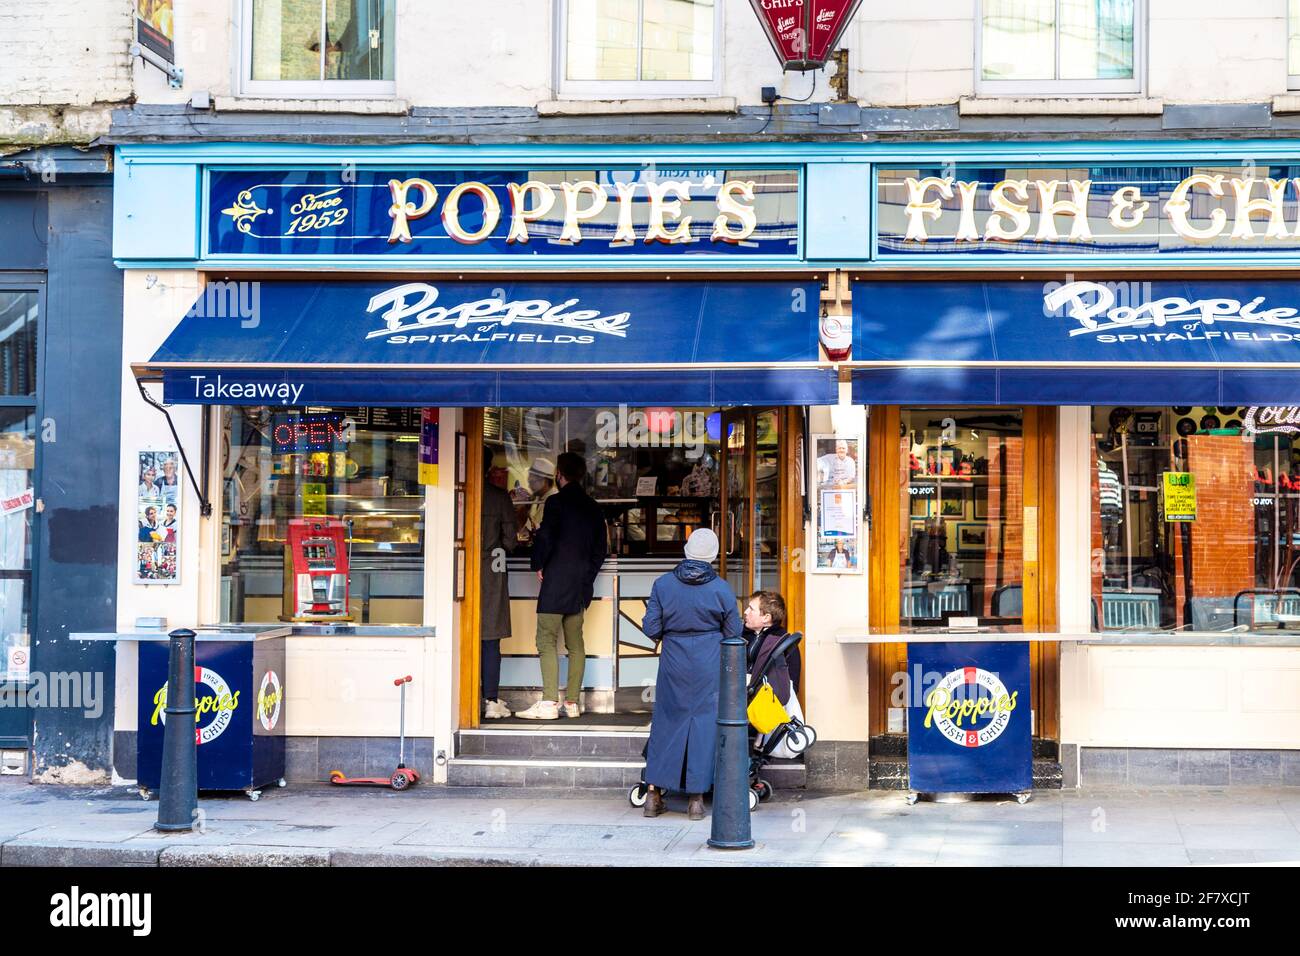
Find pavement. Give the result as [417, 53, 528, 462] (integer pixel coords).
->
[2, 776, 1300, 866]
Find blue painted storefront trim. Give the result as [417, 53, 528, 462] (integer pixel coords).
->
[115, 137, 1300, 270]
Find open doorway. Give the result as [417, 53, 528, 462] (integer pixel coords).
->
[462, 405, 799, 728]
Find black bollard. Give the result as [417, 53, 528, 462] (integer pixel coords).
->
[708, 634, 754, 850]
[155, 628, 198, 832]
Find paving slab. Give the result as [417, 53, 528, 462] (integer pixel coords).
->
[4, 780, 1300, 866]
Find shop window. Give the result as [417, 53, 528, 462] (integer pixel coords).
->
[978, 0, 1142, 96]
[1291, 0, 1300, 89]
[557, 0, 722, 98]
[485, 406, 723, 559]
[0, 408, 34, 683]
[0, 290, 37, 397]
[219, 406, 424, 625]
[243, 0, 396, 97]
[1092, 406, 1300, 634]
[900, 408, 1025, 633]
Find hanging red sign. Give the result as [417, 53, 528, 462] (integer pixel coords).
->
[748, 0, 863, 71]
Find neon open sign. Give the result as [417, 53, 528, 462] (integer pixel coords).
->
[271, 413, 349, 453]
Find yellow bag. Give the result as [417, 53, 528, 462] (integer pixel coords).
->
[747, 679, 790, 734]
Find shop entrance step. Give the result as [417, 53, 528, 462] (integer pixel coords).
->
[448, 728, 806, 790]
[457, 727, 648, 760]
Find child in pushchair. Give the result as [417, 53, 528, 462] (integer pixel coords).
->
[625, 590, 817, 812]
[743, 590, 817, 806]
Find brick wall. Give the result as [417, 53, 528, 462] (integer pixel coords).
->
[981, 436, 1023, 615]
[1172, 435, 1257, 626]
[0, 0, 133, 106]
[0, 0, 133, 146]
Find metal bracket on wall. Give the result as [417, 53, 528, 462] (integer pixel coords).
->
[130, 42, 184, 89]
[136, 380, 213, 517]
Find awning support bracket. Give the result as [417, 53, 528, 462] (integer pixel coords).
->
[137, 380, 214, 518]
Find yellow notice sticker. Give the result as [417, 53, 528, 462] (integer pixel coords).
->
[1163, 472, 1196, 522]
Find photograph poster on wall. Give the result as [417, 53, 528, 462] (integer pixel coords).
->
[135, 449, 182, 584]
[812, 434, 863, 574]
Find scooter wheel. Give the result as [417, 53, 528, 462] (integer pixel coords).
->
[784, 727, 810, 754]
[755, 779, 773, 802]
[390, 771, 411, 791]
[328, 770, 346, 784]
[748, 788, 760, 812]
[628, 783, 648, 808]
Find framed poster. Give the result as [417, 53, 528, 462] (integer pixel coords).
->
[812, 434, 863, 574]
[956, 523, 990, 557]
[455, 432, 468, 486]
[453, 546, 466, 601]
[454, 489, 466, 543]
[135, 449, 182, 584]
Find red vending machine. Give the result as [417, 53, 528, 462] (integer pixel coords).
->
[281, 518, 352, 622]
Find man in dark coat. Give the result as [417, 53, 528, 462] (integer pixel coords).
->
[480, 460, 517, 719]
[516, 452, 607, 720]
[641, 528, 741, 820]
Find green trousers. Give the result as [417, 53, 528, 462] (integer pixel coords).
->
[535, 611, 585, 703]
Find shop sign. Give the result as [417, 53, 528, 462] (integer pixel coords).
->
[257, 670, 283, 732]
[135, 1, 174, 63]
[877, 162, 1300, 256]
[0, 489, 34, 516]
[271, 413, 348, 453]
[1163, 472, 1197, 522]
[418, 409, 439, 486]
[906, 642, 1032, 794]
[208, 168, 800, 258]
[748, 0, 863, 70]
[150, 666, 240, 745]
[1243, 406, 1300, 435]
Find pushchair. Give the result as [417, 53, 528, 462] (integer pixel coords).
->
[626, 631, 817, 812]
[745, 630, 817, 807]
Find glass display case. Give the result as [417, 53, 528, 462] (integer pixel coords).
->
[220, 406, 425, 624]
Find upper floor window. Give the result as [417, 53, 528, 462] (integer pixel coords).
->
[557, 0, 722, 98]
[242, 0, 395, 97]
[1290, 0, 1300, 89]
[978, 0, 1142, 96]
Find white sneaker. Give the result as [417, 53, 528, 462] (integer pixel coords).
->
[561, 700, 581, 719]
[483, 698, 512, 719]
[516, 699, 560, 720]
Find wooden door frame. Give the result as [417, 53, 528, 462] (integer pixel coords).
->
[458, 408, 485, 730]
[781, 407, 806, 702]
[867, 405, 1059, 739]
[455, 404, 811, 723]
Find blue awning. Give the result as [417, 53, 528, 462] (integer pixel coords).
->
[851, 279, 1300, 405]
[143, 279, 835, 406]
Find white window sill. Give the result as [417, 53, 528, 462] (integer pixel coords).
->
[1273, 94, 1300, 114]
[538, 96, 737, 116]
[213, 96, 409, 115]
[959, 95, 1163, 116]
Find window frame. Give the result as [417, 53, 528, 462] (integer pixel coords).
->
[1290, 0, 1300, 90]
[237, 0, 397, 99]
[0, 277, 44, 689]
[975, 0, 1146, 97]
[553, 0, 725, 100]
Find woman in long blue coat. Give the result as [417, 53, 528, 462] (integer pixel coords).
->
[641, 528, 741, 820]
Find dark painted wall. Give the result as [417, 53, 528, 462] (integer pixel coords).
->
[0, 176, 122, 778]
